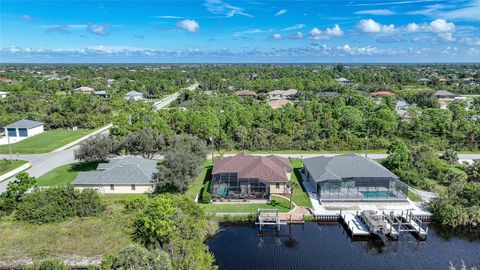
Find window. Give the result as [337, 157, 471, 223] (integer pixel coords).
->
[110, 184, 115, 191]
[276, 183, 280, 189]
[7, 128, 17, 137]
[131, 184, 136, 191]
[18, 128, 28, 137]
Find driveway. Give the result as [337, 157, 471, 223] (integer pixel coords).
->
[153, 83, 198, 110]
[0, 127, 110, 192]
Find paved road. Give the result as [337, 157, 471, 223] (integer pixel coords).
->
[210, 153, 480, 160]
[153, 83, 199, 110]
[0, 127, 110, 192]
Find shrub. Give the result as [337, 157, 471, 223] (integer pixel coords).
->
[15, 186, 105, 224]
[107, 244, 172, 270]
[25, 258, 69, 270]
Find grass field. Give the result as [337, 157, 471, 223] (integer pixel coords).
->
[0, 160, 28, 176]
[290, 159, 312, 208]
[36, 162, 100, 186]
[185, 160, 213, 200]
[0, 129, 92, 154]
[201, 195, 292, 213]
[0, 197, 135, 262]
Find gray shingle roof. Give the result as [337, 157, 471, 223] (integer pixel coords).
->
[303, 154, 398, 183]
[4, 119, 44, 129]
[125, 91, 143, 96]
[73, 156, 157, 185]
[434, 90, 458, 97]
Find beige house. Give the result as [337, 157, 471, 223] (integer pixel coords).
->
[73, 156, 156, 194]
[211, 152, 292, 200]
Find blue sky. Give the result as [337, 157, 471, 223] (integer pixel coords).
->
[1, 0, 480, 63]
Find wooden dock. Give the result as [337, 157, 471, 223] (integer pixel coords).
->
[256, 208, 305, 231]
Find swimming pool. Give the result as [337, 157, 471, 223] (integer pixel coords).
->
[361, 191, 396, 198]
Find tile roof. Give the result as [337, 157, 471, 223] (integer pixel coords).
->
[371, 91, 396, 96]
[303, 154, 398, 183]
[235, 90, 257, 96]
[213, 152, 292, 182]
[73, 156, 157, 185]
[268, 99, 293, 109]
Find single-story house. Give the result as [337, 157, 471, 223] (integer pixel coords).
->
[0, 77, 13, 84]
[437, 77, 448, 83]
[211, 152, 292, 200]
[73, 156, 156, 194]
[268, 99, 293, 109]
[371, 91, 396, 97]
[124, 91, 144, 101]
[419, 78, 430, 84]
[179, 100, 190, 110]
[0, 91, 8, 98]
[3, 119, 44, 144]
[335, 77, 351, 86]
[267, 89, 298, 100]
[435, 90, 458, 100]
[107, 79, 115, 87]
[235, 90, 257, 97]
[302, 154, 408, 201]
[75, 86, 95, 94]
[464, 78, 476, 85]
[92, 91, 112, 98]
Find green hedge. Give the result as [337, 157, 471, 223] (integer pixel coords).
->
[15, 186, 105, 224]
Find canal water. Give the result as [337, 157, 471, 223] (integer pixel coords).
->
[207, 223, 480, 270]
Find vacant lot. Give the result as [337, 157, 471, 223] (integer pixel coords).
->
[0, 160, 28, 176]
[0, 129, 92, 154]
[36, 162, 100, 186]
[0, 195, 136, 263]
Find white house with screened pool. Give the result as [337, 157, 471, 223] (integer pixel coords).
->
[2, 119, 44, 144]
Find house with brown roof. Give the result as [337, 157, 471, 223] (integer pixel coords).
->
[211, 152, 292, 200]
[371, 91, 396, 97]
[235, 90, 257, 97]
[268, 99, 293, 109]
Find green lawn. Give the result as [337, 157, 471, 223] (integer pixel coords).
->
[36, 162, 100, 186]
[185, 160, 213, 200]
[202, 196, 292, 213]
[0, 129, 92, 154]
[407, 190, 423, 202]
[0, 160, 28, 176]
[290, 158, 312, 208]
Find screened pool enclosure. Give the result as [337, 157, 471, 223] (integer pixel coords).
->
[211, 173, 269, 199]
[316, 178, 408, 200]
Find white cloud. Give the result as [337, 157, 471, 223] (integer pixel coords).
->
[355, 9, 395, 15]
[272, 33, 282, 40]
[309, 24, 343, 40]
[459, 37, 480, 45]
[428, 19, 455, 33]
[282, 24, 305, 31]
[357, 19, 392, 34]
[408, 0, 480, 21]
[406, 23, 421, 32]
[438, 32, 455, 41]
[291, 32, 304, 39]
[87, 24, 110, 35]
[176, 20, 200, 32]
[233, 28, 272, 37]
[204, 0, 253, 18]
[274, 9, 288, 16]
[20, 14, 31, 21]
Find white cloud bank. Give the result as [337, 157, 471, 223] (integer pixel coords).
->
[176, 20, 200, 32]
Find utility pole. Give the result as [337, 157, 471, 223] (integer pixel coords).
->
[365, 128, 370, 158]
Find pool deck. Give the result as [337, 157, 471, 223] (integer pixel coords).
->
[301, 175, 432, 218]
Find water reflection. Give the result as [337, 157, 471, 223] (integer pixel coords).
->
[207, 222, 480, 270]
